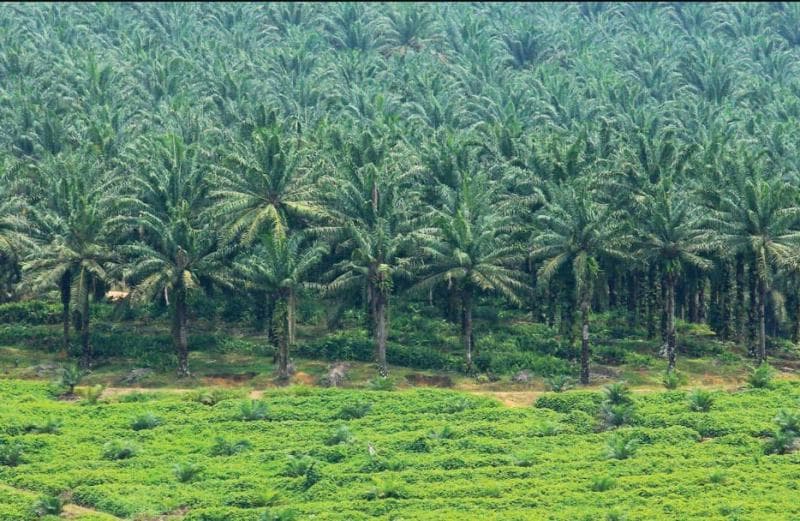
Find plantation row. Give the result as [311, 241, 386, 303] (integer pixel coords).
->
[2, 3, 800, 383]
[1, 378, 800, 520]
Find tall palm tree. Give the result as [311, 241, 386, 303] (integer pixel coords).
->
[632, 180, 711, 371]
[531, 182, 628, 384]
[413, 172, 528, 372]
[120, 133, 228, 377]
[23, 156, 118, 367]
[708, 177, 800, 363]
[320, 129, 417, 376]
[231, 232, 325, 379]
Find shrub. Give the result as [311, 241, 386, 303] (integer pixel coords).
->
[325, 425, 354, 446]
[131, 412, 162, 431]
[708, 470, 727, 484]
[0, 441, 24, 466]
[59, 364, 85, 395]
[605, 435, 639, 460]
[407, 436, 430, 453]
[601, 402, 635, 429]
[590, 476, 616, 492]
[336, 400, 371, 420]
[688, 390, 714, 412]
[32, 495, 63, 517]
[102, 440, 138, 460]
[24, 417, 62, 434]
[764, 429, 796, 455]
[210, 437, 252, 456]
[364, 477, 408, 500]
[192, 389, 227, 406]
[511, 452, 536, 467]
[603, 383, 633, 405]
[0, 300, 61, 325]
[239, 400, 269, 421]
[535, 392, 603, 415]
[260, 509, 299, 521]
[774, 409, 800, 436]
[173, 462, 203, 482]
[282, 454, 316, 478]
[662, 370, 685, 390]
[429, 425, 456, 440]
[368, 377, 396, 391]
[748, 363, 774, 389]
[546, 374, 574, 392]
[77, 385, 105, 405]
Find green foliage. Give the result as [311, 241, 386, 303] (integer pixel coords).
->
[535, 391, 603, 415]
[209, 437, 252, 457]
[603, 383, 633, 405]
[58, 364, 84, 395]
[368, 376, 395, 391]
[546, 374, 575, 392]
[688, 390, 714, 412]
[590, 476, 616, 492]
[335, 400, 371, 420]
[364, 476, 409, 500]
[173, 462, 203, 483]
[0, 440, 24, 466]
[0, 300, 61, 325]
[748, 363, 775, 389]
[32, 495, 63, 517]
[325, 425, 353, 446]
[662, 371, 686, 390]
[605, 434, 639, 460]
[102, 440, 138, 460]
[239, 400, 269, 421]
[23, 417, 62, 434]
[131, 412, 162, 431]
[76, 384, 105, 405]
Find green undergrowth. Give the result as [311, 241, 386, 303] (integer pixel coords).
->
[1, 379, 800, 520]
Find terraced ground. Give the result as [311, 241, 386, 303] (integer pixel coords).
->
[1, 378, 800, 521]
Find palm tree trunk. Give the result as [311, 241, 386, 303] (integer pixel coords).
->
[757, 276, 767, 363]
[646, 264, 657, 339]
[374, 288, 389, 377]
[80, 289, 91, 369]
[173, 287, 190, 378]
[276, 292, 290, 380]
[463, 287, 474, 374]
[666, 272, 676, 372]
[793, 277, 800, 346]
[735, 254, 745, 344]
[580, 290, 590, 385]
[287, 288, 296, 346]
[60, 271, 71, 356]
[747, 260, 757, 358]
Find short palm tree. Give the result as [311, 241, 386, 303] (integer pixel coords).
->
[120, 133, 228, 377]
[531, 182, 628, 384]
[413, 172, 528, 372]
[23, 157, 118, 367]
[231, 232, 325, 379]
[632, 180, 712, 371]
[708, 177, 800, 362]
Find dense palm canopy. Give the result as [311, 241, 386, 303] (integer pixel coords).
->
[3, 3, 800, 380]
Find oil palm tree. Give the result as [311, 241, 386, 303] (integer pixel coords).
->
[632, 180, 712, 371]
[531, 181, 628, 384]
[23, 156, 118, 367]
[413, 172, 528, 372]
[320, 129, 417, 377]
[120, 133, 228, 377]
[231, 232, 325, 379]
[708, 177, 800, 363]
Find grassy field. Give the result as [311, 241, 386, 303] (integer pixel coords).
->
[1, 378, 800, 520]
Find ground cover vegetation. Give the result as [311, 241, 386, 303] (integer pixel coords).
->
[0, 379, 799, 520]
